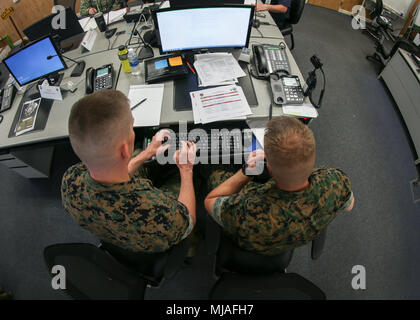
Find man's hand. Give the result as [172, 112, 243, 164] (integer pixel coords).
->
[89, 8, 98, 15]
[244, 149, 266, 176]
[145, 129, 171, 159]
[256, 3, 269, 11]
[174, 141, 196, 175]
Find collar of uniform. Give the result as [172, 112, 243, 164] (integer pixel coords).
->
[83, 170, 151, 192]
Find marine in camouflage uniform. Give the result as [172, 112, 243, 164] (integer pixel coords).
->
[207, 166, 353, 256]
[79, 0, 123, 16]
[61, 161, 194, 253]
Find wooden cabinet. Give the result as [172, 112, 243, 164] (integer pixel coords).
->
[0, 0, 82, 44]
[308, 0, 363, 12]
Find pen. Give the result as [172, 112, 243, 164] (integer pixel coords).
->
[186, 61, 196, 74]
[131, 98, 147, 110]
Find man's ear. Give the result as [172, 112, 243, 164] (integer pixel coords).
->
[119, 141, 131, 160]
[266, 161, 273, 177]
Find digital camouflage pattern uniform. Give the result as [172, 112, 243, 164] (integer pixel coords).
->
[209, 166, 354, 256]
[79, 0, 123, 16]
[61, 162, 193, 253]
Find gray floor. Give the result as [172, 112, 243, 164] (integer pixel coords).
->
[1, 5, 419, 300]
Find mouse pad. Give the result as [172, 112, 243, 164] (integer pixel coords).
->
[173, 61, 258, 111]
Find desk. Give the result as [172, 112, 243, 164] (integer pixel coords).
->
[379, 49, 420, 165]
[0, 5, 309, 178]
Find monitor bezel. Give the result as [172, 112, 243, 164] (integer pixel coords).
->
[3, 35, 68, 87]
[152, 4, 255, 55]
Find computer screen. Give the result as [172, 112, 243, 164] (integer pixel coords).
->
[3, 36, 67, 86]
[23, 8, 84, 42]
[170, 0, 245, 8]
[154, 6, 254, 53]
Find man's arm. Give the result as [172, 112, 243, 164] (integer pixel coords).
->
[127, 130, 170, 176]
[204, 150, 264, 214]
[204, 170, 249, 214]
[256, 3, 289, 14]
[175, 141, 197, 224]
[79, 0, 92, 16]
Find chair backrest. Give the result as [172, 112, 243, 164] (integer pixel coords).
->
[100, 239, 189, 287]
[386, 38, 419, 59]
[216, 232, 294, 275]
[370, 0, 384, 20]
[54, 0, 76, 12]
[44, 243, 146, 300]
[289, 0, 306, 25]
[210, 272, 326, 300]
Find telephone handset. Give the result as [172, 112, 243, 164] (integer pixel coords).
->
[0, 84, 17, 113]
[252, 43, 291, 79]
[85, 64, 114, 94]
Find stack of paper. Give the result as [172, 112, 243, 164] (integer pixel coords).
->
[128, 84, 164, 127]
[190, 85, 252, 124]
[193, 53, 246, 87]
[282, 103, 319, 118]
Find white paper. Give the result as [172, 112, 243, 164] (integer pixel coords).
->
[282, 103, 319, 118]
[81, 29, 97, 51]
[38, 85, 62, 101]
[128, 84, 164, 127]
[104, 8, 127, 25]
[190, 85, 252, 124]
[79, 17, 97, 32]
[194, 53, 246, 87]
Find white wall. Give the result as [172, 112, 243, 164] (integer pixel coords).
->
[383, 0, 416, 17]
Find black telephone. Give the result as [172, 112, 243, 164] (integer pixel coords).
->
[0, 84, 17, 113]
[252, 43, 291, 79]
[85, 64, 114, 94]
[270, 73, 305, 105]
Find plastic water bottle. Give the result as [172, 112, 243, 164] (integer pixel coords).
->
[127, 48, 141, 76]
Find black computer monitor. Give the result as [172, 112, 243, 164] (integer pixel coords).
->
[3, 36, 67, 87]
[23, 7, 84, 43]
[154, 5, 254, 54]
[170, 0, 244, 8]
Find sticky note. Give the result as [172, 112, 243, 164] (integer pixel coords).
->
[155, 59, 168, 70]
[169, 56, 183, 66]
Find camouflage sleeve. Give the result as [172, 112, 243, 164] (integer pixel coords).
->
[79, 0, 92, 16]
[332, 168, 353, 211]
[217, 193, 245, 236]
[164, 200, 194, 244]
[210, 196, 230, 226]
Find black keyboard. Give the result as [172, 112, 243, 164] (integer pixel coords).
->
[143, 130, 246, 162]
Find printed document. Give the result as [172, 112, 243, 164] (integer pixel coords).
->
[190, 85, 252, 124]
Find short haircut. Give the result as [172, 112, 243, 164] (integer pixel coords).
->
[68, 89, 132, 167]
[264, 116, 316, 184]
